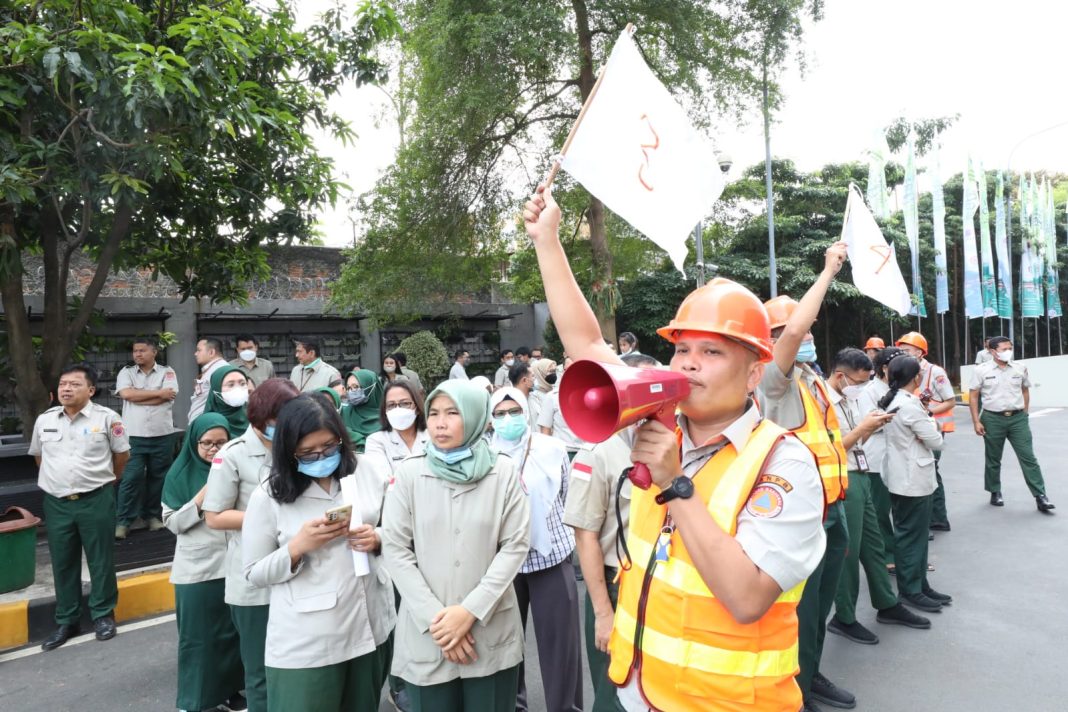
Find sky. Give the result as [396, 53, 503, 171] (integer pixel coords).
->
[301, 0, 1068, 246]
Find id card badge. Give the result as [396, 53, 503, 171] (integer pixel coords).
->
[854, 449, 869, 471]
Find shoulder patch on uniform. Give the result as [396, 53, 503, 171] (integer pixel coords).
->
[746, 485, 784, 518]
[935, 375, 947, 385]
[571, 461, 593, 480]
[164, 370, 176, 380]
[212, 456, 224, 465]
[756, 474, 793, 492]
[111, 421, 125, 437]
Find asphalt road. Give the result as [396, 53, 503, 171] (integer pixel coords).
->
[1, 405, 1066, 711]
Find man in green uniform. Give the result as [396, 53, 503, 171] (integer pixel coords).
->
[968, 336, 1055, 512]
[114, 337, 178, 539]
[29, 364, 131, 651]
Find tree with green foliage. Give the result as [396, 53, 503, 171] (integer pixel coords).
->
[332, 0, 824, 340]
[396, 330, 449, 388]
[0, 0, 398, 433]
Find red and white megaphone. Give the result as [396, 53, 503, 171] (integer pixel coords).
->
[559, 360, 691, 489]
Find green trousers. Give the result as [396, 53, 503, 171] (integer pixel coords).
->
[231, 604, 269, 712]
[43, 487, 118, 624]
[981, 411, 1047, 497]
[890, 494, 932, 596]
[834, 472, 897, 624]
[930, 450, 951, 526]
[265, 641, 390, 712]
[174, 580, 244, 711]
[117, 434, 176, 525]
[407, 665, 520, 712]
[868, 471, 895, 565]
[584, 567, 619, 712]
[796, 500, 848, 698]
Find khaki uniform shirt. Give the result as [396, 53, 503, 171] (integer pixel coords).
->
[382, 453, 531, 686]
[562, 434, 633, 568]
[919, 360, 955, 403]
[400, 367, 424, 394]
[493, 364, 510, 389]
[970, 360, 1030, 412]
[115, 363, 178, 437]
[203, 428, 272, 606]
[857, 379, 890, 473]
[756, 362, 825, 431]
[189, 358, 227, 420]
[163, 497, 228, 584]
[536, 390, 585, 451]
[880, 391, 943, 496]
[364, 429, 429, 479]
[290, 359, 342, 393]
[29, 403, 131, 497]
[976, 349, 994, 365]
[229, 357, 276, 387]
[829, 387, 866, 472]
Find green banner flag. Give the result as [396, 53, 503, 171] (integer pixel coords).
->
[993, 171, 1013, 319]
[1020, 174, 1043, 318]
[975, 160, 997, 316]
[1045, 179, 1062, 317]
[903, 137, 926, 317]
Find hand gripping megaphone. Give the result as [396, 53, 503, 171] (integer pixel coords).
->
[559, 360, 691, 489]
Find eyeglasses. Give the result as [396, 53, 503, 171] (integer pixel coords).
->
[197, 440, 228, 450]
[493, 407, 524, 418]
[385, 400, 416, 412]
[295, 442, 341, 464]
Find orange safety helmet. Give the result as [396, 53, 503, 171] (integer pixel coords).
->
[763, 295, 799, 332]
[864, 337, 886, 350]
[895, 332, 928, 355]
[656, 278, 774, 362]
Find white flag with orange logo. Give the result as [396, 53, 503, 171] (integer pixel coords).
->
[841, 185, 911, 315]
[559, 29, 724, 272]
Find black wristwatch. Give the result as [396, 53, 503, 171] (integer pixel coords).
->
[656, 475, 695, 505]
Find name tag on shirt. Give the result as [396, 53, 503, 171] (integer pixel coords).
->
[854, 449, 869, 471]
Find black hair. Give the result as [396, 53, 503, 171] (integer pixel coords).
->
[131, 337, 158, 350]
[832, 347, 872, 373]
[380, 380, 427, 432]
[454, 349, 468, 360]
[268, 394, 356, 504]
[515, 346, 532, 358]
[621, 352, 659, 368]
[234, 334, 259, 347]
[500, 348, 514, 361]
[294, 337, 320, 357]
[200, 337, 224, 355]
[877, 356, 921, 410]
[531, 345, 544, 355]
[508, 361, 531, 386]
[619, 331, 638, 348]
[59, 363, 98, 388]
[873, 346, 903, 380]
[988, 336, 1011, 350]
[392, 352, 407, 367]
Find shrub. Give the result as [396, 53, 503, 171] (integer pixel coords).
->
[397, 331, 450, 388]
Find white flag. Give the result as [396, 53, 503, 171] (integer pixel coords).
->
[841, 185, 911, 315]
[560, 29, 724, 272]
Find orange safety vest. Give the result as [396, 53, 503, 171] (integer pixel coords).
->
[790, 375, 848, 504]
[607, 420, 807, 712]
[917, 363, 956, 433]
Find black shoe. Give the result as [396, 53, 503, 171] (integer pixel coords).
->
[900, 592, 943, 613]
[41, 624, 80, 651]
[876, 603, 931, 629]
[811, 672, 856, 709]
[804, 700, 825, 712]
[827, 617, 879, 645]
[929, 521, 951, 531]
[923, 587, 953, 605]
[990, 491, 1004, 506]
[1037, 495, 1056, 512]
[93, 615, 117, 641]
[220, 693, 248, 711]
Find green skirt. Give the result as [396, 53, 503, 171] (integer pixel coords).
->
[265, 639, 392, 712]
[174, 579, 244, 711]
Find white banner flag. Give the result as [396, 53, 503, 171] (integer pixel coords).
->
[560, 29, 724, 272]
[842, 185, 911, 315]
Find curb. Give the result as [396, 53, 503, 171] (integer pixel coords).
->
[0, 570, 175, 651]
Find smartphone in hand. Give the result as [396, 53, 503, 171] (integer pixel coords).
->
[324, 504, 352, 523]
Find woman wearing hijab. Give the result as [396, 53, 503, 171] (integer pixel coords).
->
[313, 386, 342, 411]
[489, 387, 582, 712]
[204, 365, 250, 437]
[527, 358, 557, 428]
[382, 381, 531, 712]
[162, 413, 245, 712]
[340, 369, 383, 452]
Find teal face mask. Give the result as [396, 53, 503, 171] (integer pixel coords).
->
[493, 413, 528, 441]
[428, 444, 473, 465]
[796, 341, 818, 364]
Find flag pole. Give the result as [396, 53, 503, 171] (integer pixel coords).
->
[543, 24, 633, 190]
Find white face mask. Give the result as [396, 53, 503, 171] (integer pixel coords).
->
[995, 349, 1014, 363]
[841, 384, 866, 400]
[220, 387, 249, 407]
[504, 358, 515, 368]
[238, 349, 256, 362]
[386, 407, 417, 431]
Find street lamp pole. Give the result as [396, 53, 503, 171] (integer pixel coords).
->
[693, 153, 734, 288]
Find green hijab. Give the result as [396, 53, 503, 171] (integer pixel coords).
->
[340, 369, 383, 452]
[315, 386, 342, 410]
[204, 364, 250, 437]
[161, 413, 230, 510]
[423, 380, 495, 484]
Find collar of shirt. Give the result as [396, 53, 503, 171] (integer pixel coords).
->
[303, 358, 322, 371]
[201, 357, 224, 374]
[677, 400, 761, 470]
[60, 402, 95, 422]
[301, 477, 339, 501]
[236, 426, 268, 458]
[136, 362, 162, 375]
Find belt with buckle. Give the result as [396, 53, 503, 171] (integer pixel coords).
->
[990, 409, 1022, 417]
[56, 485, 107, 501]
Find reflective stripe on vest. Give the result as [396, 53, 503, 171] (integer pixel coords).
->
[917, 365, 956, 433]
[790, 376, 848, 504]
[607, 420, 806, 712]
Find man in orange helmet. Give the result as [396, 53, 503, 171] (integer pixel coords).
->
[524, 184, 825, 712]
[757, 245, 858, 712]
[895, 332, 955, 531]
[863, 337, 885, 364]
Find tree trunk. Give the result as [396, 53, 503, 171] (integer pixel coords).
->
[572, 0, 616, 343]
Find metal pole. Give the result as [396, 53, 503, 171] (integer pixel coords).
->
[762, 62, 777, 298]
[694, 221, 705, 286]
[1047, 315, 1052, 357]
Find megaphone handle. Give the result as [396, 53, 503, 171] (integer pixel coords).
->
[626, 463, 653, 490]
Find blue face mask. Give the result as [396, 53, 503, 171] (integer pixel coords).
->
[428, 444, 473, 465]
[263, 424, 276, 442]
[493, 413, 528, 441]
[296, 451, 342, 478]
[796, 341, 818, 364]
[346, 388, 367, 406]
